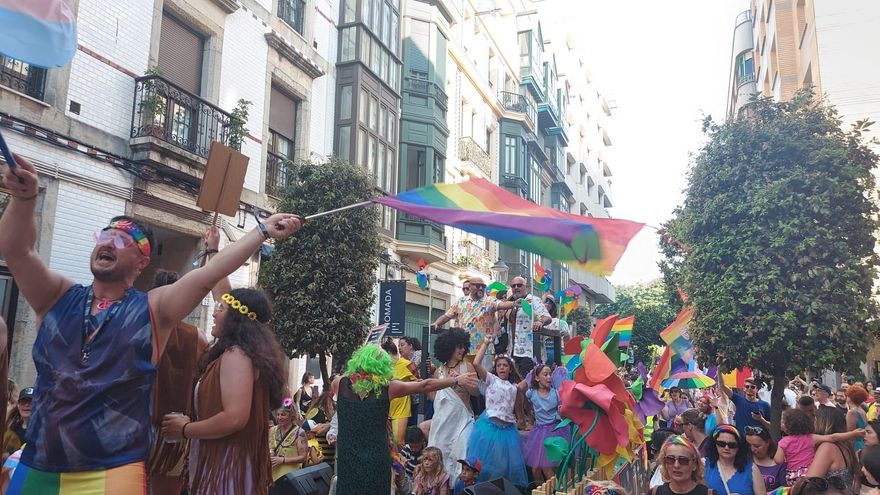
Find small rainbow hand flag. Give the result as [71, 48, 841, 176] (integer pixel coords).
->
[374, 178, 644, 276]
[610, 315, 634, 347]
[416, 258, 429, 290]
[534, 261, 552, 293]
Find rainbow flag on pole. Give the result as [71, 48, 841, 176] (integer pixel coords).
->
[375, 178, 644, 276]
[534, 261, 552, 292]
[659, 307, 694, 363]
[610, 315, 634, 347]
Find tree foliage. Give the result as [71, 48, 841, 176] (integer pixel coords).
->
[566, 307, 593, 338]
[259, 157, 380, 374]
[662, 90, 880, 433]
[594, 281, 683, 366]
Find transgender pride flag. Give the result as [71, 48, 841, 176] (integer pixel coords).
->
[0, 0, 77, 67]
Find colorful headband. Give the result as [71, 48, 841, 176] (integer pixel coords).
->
[105, 219, 151, 257]
[664, 434, 698, 452]
[712, 424, 740, 440]
[221, 293, 258, 321]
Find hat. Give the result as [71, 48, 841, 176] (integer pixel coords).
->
[817, 384, 832, 395]
[457, 456, 482, 472]
[19, 387, 34, 401]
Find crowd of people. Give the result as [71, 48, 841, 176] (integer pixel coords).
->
[4, 151, 880, 495]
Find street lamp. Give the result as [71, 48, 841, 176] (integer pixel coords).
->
[490, 258, 509, 284]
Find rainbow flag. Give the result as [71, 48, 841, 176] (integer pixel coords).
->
[556, 285, 581, 319]
[374, 178, 644, 276]
[416, 258, 429, 290]
[534, 261, 552, 292]
[590, 314, 618, 344]
[659, 307, 694, 363]
[722, 368, 753, 389]
[610, 315, 634, 347]
[0, 0, 78, 68]
[649, 347, 672, 390]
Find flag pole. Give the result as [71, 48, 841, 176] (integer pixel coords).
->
[303, 200, 374, 220]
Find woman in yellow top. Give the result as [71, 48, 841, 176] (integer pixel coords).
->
[269, 398, 309, 482]
[383, 338, 418, 446]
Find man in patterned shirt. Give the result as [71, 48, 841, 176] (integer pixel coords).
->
[432, 277, 515, 366]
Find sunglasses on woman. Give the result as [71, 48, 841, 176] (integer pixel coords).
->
[664, 455, 693, 466]
[715, 440, 739, 449]
[745, 426, 765, 434]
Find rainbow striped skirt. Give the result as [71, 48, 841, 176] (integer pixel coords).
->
[7, 462, 146, 495]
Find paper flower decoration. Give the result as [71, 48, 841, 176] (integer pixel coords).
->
[559, 381, 630, 456]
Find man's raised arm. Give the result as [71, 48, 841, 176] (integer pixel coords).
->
[0, 154, 72, 316]
[150, 214, 302, 328]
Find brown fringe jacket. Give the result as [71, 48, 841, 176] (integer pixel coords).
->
[149, 321, 204, 476]
[188, 353, 272, 495]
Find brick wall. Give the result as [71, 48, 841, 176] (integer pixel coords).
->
[220, 9, 271, 193]
[65, 0, 153, 139]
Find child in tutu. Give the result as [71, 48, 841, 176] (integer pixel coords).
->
[465, 324, 528, 487]
[520, 364, 569, 482]
[414, 447, 450, 495]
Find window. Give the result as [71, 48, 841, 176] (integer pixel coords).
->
[341, 0, 356, 23]
[386, 148, 395, 192]
[340, 27, 356, 62]
[357, 128, 367, 165]
[390, 13, 399, 56]
[360, 33, 372, 64]
[359, 89, 369, 123]
[382, 1, 391, 47]
[530, 157, 541, 202]
[279, 0, 306, 35]
[339, 85, 353, 120]
[503, 136, 517, 175]
[159, 13, 204, 95]
[267, 88, 298, 196]
[370, 96, 379, 130]
[485, 129, 492, 153]
[337, 125, 351, 161]
[386, 109, 395, 142]
[0, 55, 47, 100]
[364, 0, 374, 29]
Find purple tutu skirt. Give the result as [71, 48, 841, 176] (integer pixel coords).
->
[521, 422, 571, 468]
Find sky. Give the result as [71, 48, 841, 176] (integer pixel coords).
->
[541, 1, 749, 286]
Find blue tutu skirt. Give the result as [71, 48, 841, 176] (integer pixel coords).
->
[466, 412, 528, 487]
[521, 422, 571, 468]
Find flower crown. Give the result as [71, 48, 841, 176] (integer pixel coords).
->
[222, 293, 258, 321]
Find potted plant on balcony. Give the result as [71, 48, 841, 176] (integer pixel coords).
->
[140, 66, 167, 138]
[228, 99, 253, 151]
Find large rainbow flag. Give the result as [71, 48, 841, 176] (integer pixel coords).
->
[610, 315, 634, 347]
[374, 178, 644, 276]
[659, 306, 694, 363]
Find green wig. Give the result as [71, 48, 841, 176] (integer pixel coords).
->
[345, 344, 394, 399]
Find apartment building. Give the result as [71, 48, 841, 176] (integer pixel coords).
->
[0, 0, 335, 385]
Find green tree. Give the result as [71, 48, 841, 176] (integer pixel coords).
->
[594, 281, 682, 366]
[566, 307, 593, 338]
[259, 157, 381, 384]
[666, 90, 880, 437]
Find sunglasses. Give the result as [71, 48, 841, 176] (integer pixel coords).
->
[511, 283, 524, 288]
[745, 426, 765, 435]
[470, 284, 486, 289]
[664, 455, 693, 466]
[94, 231, 135, 250]
[462, 287, 471, 291]
[716, 441, 739, 449]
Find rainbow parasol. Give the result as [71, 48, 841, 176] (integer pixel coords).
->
[661, 371, 716, 390]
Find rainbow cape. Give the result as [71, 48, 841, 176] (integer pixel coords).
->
[374, 178, 644, 276]
[610, 315, 634, 347]
[0, 0, 78, 67]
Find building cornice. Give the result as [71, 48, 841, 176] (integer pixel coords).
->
[210, 0, 239, 14]
[265, 32, 326, 80]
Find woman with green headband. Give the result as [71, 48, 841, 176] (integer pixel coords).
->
[332, 344, 477, 495]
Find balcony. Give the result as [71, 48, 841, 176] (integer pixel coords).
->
[500, 173, 528, 196]
[738, 71, 756, 87]
[130, 75, 232, 161]
[458, 137, 492, 177]
[403, 76, 448, 110]
[499, 91, 536, 128]
[1, 55, 46, 100]
[266, 152, 292, 198]
[455, 240, 491, 273]
[396, 212, 447, 262]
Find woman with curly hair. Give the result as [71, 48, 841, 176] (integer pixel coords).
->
[333, 343, 476, 495]
[162, 288, 287, 495]
[426, 328, 480, 486]
[704, 424, 766, 495]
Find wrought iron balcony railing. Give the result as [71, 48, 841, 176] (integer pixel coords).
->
[130, 75, 232, 158]
[266, 152, 292, 198]
[499, 91, 536, 125]
[458, 137, 492, 177]
[403, 76, 448, 109]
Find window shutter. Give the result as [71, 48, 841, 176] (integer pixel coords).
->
[158, 13, 204, 95]
[270, 87, 297, 140]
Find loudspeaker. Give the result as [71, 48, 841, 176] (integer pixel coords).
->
[269, 463, 334, 495]
[463, 477, 521, 494]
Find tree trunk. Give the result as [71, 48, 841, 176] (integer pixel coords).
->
[770, 367, 787, 440]
[318, 351, 330, 390]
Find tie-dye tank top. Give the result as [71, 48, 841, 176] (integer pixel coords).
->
[21, 284, 156, 471]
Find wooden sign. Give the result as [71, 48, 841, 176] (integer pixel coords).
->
[196, 142, 249, 216]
